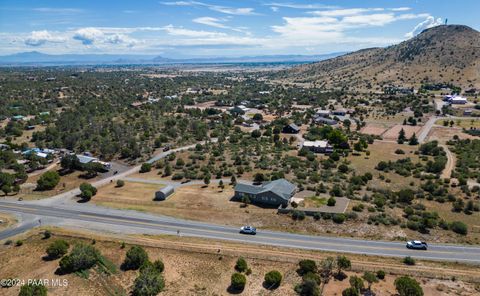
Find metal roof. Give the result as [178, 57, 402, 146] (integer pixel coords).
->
[234, 179, 296, 201]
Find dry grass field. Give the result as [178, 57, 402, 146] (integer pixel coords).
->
[0, 229, 479, 296]
[93, 180, 164, 207]
[15, 167, 101, 200]
[427, 127, 477, 143]
[436, 119, 480, 129]
[348, 141, 420, 190]
[0, 213, 16, 230]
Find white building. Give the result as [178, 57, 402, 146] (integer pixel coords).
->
[302, 140, 333, 153]
[444, 95, 468, 104]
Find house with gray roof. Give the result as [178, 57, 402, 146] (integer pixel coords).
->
[282, 123, 300, 134]
[234, 179, 296, 207]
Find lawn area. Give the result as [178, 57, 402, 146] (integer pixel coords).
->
[304, 196, 327, 208]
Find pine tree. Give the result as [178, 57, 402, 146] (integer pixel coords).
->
[408, 133, 418, 145]
[397, 128, 406, 144]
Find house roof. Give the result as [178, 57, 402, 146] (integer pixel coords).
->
[285, 123, 300, 131]
[234, 179, 296, 201]
[314, 116, 337, 125]
[76, 154, 98, 164]
[157, 185, 174, 195]
[303, 140, 330, 148]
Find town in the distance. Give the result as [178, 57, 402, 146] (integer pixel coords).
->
[0, 2, 480, 296]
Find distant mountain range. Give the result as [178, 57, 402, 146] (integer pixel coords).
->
[285, 25, 480, 91]
[0, 51, 346, 66]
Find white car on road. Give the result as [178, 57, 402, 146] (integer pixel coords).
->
[240, 226, 256, 235]
[406, 240, 428, 250]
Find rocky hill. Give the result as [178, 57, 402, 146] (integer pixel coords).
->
[285, 25, 480, 92]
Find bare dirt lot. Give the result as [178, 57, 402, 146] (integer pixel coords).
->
[360, 124, 388, 136]
[1, 229, 479, 296]
[382, 124, 422, 140]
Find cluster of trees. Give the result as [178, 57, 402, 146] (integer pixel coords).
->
[122, 246, 165, 296]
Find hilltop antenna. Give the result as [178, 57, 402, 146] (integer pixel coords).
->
[445, 18, 448, 25]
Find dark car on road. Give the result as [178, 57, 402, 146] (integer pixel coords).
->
[406, 240, 428, 250]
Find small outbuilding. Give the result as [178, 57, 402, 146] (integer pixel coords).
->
[155, 185, 174, 200]
[282, 123, 300, 134]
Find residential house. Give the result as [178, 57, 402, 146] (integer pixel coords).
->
[302, 140, 333, 153]
[315, 109, 331, 117]
[332, 109, 347, 116]
[444, 95, 468, 104]
[282, 123, 300, 134]
[11, 115, 25, 121]
[229, 105, 250, 115]
[234, 179, 296, 207]
[313, 116, 337, 125]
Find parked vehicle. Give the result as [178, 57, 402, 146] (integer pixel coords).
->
[240, 226, 256, 235]
[163, 145, 171, 152]
[406, 240, 428, 250]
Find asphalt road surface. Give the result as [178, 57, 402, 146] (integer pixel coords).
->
[1, 200, 479, 264]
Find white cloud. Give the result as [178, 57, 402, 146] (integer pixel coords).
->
[309, 8, 382, 17]
[73, 27, 104, 45]
[265, 3, 338, 10]
[405, 16, 443, 38]
[161, 1, 258, 15]
[32, 7, 84, 13]
[270, 9, 435, 48]
[24, 30, 65, 46]
[391, 7, 411, 12]
[270, 6, 279, 12]
[193, 17, 228, 29]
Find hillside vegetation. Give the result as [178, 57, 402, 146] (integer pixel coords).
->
[285, 25, 480, 92]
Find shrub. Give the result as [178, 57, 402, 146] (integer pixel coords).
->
[342, 287, 359, 296]
[395, 149, 405, 154]
[295, 279, 320, 296]
[376, 270, 386, 280]
[79, 183, 97, 201]
[302, 271, 321, 285]
[230, 272, 246, 291]
[139, 163, 152, 173]
[403, 256, 415, 265]
[327, 197, 336, 206]
[140, 259, 165, 273]
[394, 276, 423, 296]
[292, 210, 306, 220]
[264, 270, 282, 289]
[59, 243, 100, 273]
[132, 265, 165, 296]
[332, 213, 346, 224]
[19, 282, 47, 296]
[43, 230, 52, 239]
[46, 239, 70, 259]
[450, 221, 468, 235]
[298, 259, 317, 274]
[123, 246, 149, 270]
[116, 180, 125, 187]
[36, 171, 60, 190]
[235, 257, 248, 272]
[16, 240, 23, 246]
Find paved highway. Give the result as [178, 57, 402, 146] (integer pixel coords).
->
[1, 200, 479, 264]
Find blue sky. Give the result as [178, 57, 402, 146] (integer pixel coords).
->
[0, 0, 479, 57]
